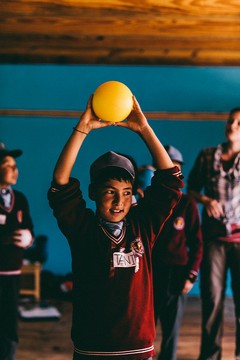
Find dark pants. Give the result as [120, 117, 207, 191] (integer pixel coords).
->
[153, 266, 187, 360]
[199, 241, 240, 360]
[0, 275, 19, 360]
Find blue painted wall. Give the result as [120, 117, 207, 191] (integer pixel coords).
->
[1, 64, 240, 295]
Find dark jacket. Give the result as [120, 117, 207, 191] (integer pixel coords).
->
[0, 190, 34, 272]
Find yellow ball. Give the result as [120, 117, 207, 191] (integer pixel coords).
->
[92, 81, 133, 122]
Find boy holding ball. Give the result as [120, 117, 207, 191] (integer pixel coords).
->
[48, 95, 183, 360]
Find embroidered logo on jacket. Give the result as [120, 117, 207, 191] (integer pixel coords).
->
[113, 251, 136, 268]
[173, 217, 185, 230]
[112, 238, 145, 273]
[130, 238, 144, 257]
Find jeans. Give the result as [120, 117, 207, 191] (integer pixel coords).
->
[0, 339, 17, 360]
[153, 265, 187, 360]
[199, 241, 240, 360]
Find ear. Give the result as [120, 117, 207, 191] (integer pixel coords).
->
[88, 184, 96, 200]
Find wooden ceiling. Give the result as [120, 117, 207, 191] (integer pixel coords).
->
[1, 0, 240, 66]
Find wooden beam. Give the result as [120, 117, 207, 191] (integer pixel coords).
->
[0, 109, 229, 121]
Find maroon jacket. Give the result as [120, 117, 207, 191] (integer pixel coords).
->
[0, 190, 34, 273]
[48, 168, 183, 360]
[152, 194, 203, 276]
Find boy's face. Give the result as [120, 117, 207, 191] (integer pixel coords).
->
[95, 178, 133, 222]
[0, 156, 18, 187]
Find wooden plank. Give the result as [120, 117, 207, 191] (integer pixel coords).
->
[0, 54, 240, 67]
[1, 51, 240, 65]
[1, 35, 240, 51]
[1, 16, 240, 37]
[1, 0, 240, 17]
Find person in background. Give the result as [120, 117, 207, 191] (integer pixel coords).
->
[136, 164, 156, 200]
[47, 95, 184, 360]
[150, 145, 203, 360]
[187, 108, 240, 360]
[0, 143, 34, 360]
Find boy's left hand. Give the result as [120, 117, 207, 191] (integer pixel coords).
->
[117, 96, 149, 133]
[181, 279, 194, 294]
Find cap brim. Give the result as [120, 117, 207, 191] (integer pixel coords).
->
[0, 149, 23, 160]
[9, 150, 23, 158]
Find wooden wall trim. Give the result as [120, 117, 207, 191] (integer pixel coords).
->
[0, 109, 228, 121]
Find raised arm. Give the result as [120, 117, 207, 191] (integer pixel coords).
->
[53, 95, 175, 185]
[118, 96, 174, 170]
[53, 96, 111, 185]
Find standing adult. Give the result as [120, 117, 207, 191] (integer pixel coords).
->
[187, 108, 240, 360]
[0, 143, 34, 360]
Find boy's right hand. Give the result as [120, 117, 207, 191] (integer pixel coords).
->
[12, 229, 33, 248]
[1, 229, 33, 248]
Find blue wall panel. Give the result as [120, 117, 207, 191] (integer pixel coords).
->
[1, 64, 239, 296]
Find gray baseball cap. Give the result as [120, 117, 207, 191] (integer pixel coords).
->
[164, 145, 184, 164]
[90, 151, 135, 183]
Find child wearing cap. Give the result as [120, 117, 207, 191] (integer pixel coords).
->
[47, 95, 184, 360]
[132, 145, 203, 360]
[0, 143, 34, 359]
[151, 145, 203, 360]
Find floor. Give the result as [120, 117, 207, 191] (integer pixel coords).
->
[16, 297, 236, 360]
